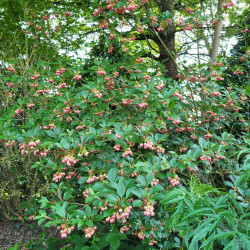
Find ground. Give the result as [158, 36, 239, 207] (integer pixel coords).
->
[0, 220, 59, 249]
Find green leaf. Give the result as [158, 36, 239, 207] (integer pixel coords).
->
[106, 233, 116, 241]
[58, 96, 66, 102]
[238, 232, 250, 249]
[160, 189, 185, 205]
[132, 200, 143, 207]
[188, 226, 212, 249]
[78, 177, 88, 184]
[246, 85, 250, 95]
[46, 130, 56, 138]
[56, 203, 66, 218]
[53, 127, 60, 135]
[85, 196, 95, 203]
[117, 183, 125, 198]
[110, 237, 120, 250]
[183, 208, 214, 220]
[33, 216, 43, 220]
[86, 220, 93, 227]
[199, 138, 207, 149]
[85, 206, 92, 217]
[146, 172, 154, 184]
[169, 99, 175, 109]
[148, 185, 162, 196]
[108, 168, 117, 182]
[106, 194, 119, 203]
[60, 138, 70, 149]
[224, 237, 237, 250]
[201, 231, 235, 247]
[77, 210, 85, 218]
[8, 243, 19, 250]
[86, 134, 96, 142]
[115, 139, 127, 147]
[193, 148, 202, 159]
[80, 90, 88, 98]
[137, 175, 146, 186]
[38, 217, 46, 225]
[94, 214, 104, 221]
[63, 189, 73, 200]
[117, 1, 126, 8]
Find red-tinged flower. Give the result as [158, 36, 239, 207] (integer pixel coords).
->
[6, 66, 15, 72]
[188, 76, 197, 82]
[6, 82, 14, 87]
[233, 69, 243, 75]
[183, 23, 193, 30]
[185, 8, 194, 13]
[137, 26, 144, 33]
[212, 20, 218, 26]
[73, 75, 82, 81]
[222, 2, 234, 9]
[215, 76, 224, 81]
[43, 16, 50, 20]
[240, 28, 248, 33]
[127, 3, 138, 12]
[64, 12, 71, 17]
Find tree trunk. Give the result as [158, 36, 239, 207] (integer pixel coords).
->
[156, 0, 177, 79]
[209, 0, 224, 61]
[157, 32, 177, 79]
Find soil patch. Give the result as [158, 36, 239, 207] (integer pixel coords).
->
[0, 220, 59, 249]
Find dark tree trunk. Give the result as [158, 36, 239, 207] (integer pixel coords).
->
[157, 31, 177, 80]
[154, 0, 178, 80]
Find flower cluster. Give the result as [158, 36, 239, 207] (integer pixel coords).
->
[105, 206, 133, 223]
[53, 172, 66, 182]
[61, 155, 79, 167]
[57, 224, 75, 238]
[168, 175, 181, 187]
[84, 226, 97, 238]
[122, 148, 133, 157]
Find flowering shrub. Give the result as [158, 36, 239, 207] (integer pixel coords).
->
[0, 0, 249, 249]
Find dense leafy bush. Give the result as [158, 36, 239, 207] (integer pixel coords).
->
[0, 0, 249, 249]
